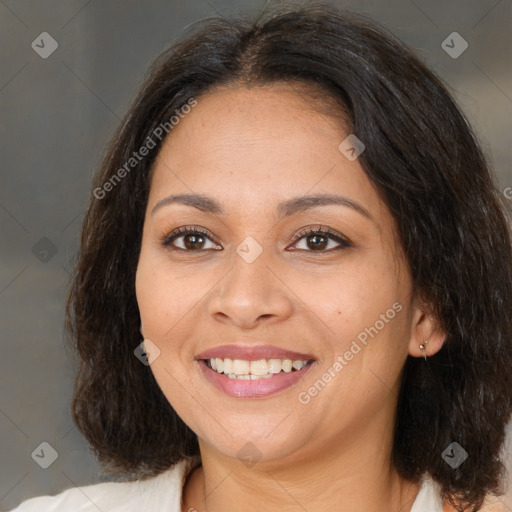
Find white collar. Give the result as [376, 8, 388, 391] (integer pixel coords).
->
[410, 475, 444, 512]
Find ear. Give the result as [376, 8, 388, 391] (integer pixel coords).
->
[408, 297, 446, 358]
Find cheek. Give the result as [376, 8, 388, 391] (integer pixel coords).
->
[136, 254, 200, 335]
[136, 263, 179, 351]
[290, 258, 402, 345]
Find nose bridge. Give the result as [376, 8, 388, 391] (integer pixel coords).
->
[208, 241, 293, 326]
[231, 243, 270, 293]
[224, 243, 274, 305]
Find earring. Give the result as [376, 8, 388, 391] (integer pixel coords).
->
[419, 339, 429, 360]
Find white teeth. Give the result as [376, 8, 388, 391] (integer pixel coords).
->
[206, 357, 310, 378]
[292, 360, 306, 370]
[268, 359, 282, 373]
[281, 359, 292, 372]
[223, 358, 233, 374]
[224, 372, 279, 380]
[232, 359, 250, 375]
[250, 359, 269, 376]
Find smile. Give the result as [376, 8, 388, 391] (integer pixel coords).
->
[198, 357, 315, 398]
[205, 357, 310, 379]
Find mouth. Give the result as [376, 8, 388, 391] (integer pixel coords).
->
[195, 345, 316, 398]
[203, 357, 313, 379]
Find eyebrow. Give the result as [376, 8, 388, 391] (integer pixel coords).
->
[151, 193, 372, 221]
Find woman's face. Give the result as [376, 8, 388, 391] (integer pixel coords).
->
[136, 82, 431, 466]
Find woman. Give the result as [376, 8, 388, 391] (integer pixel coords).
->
[10, 2, 512, 511]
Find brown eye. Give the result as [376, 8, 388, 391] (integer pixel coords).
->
[182, 233, 206, 250]
[305, 234, 329, 250]
[162, 227, 222, 251]
[291, 227, 352, 252]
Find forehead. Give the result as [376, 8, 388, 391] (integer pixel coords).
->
[151, 83, 338, 172]
[148, 82, 387, 224]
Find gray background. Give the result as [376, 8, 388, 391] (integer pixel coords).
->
[1, 0, 511, 510]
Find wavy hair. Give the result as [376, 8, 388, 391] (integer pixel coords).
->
[65, 2, 512, 510]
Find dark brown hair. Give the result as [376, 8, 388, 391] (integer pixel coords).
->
[65, 2, 512, 510]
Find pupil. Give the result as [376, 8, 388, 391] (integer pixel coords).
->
[308, 235, 327, 250]
[185, 234, 204, 250]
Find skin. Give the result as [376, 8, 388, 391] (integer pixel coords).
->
[135, 82, 446, 512]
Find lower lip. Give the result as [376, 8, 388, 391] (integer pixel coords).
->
[197, 360, 314, 398]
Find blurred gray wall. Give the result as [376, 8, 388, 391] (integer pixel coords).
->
[1, 0, 511, 509]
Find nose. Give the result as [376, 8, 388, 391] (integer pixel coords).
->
[207, 251, 293, 329]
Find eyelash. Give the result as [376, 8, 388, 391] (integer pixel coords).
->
[160, 225, 352, 252]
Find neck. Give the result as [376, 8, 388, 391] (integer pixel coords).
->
[182, 411, 421, 512]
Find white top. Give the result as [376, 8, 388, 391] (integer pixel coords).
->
[8, 459, 443, 512]
[410, 475, 444, 512]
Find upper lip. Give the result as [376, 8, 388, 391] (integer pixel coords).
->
[196, 344, 316, 361]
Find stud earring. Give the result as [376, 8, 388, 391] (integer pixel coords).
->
[419, 339, 429, 360]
